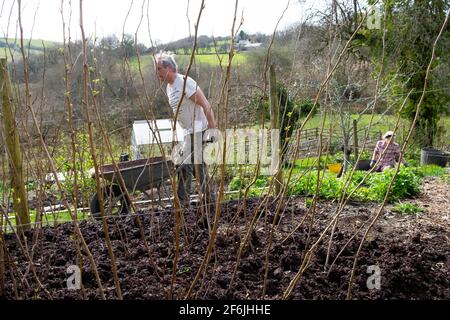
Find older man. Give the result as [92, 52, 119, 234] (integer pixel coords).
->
[155, 52, 217, 209]
[370, 130, 408, 171]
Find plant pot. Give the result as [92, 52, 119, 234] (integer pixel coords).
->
[328, 163, 341, 174]
[420, 147, 449, 167]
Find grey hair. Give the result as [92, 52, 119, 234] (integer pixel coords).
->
[156, 52, 177, 72]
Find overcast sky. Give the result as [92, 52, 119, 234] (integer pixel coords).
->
[0, 0, 323, 46]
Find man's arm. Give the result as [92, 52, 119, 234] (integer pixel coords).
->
[189, 87, 217, 129]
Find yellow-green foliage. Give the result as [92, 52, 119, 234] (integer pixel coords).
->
[129, 52, 248, 71]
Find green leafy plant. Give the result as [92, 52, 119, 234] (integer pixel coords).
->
[26, 180, 37, 192]
[304, 198, 314, 208]
[296, 98, 318, 117]
[228, 176, 244, 191]
[228, 175, 269, 191]
[362, 167, 422, 203]
[177, 265, 192, 275]
[442, 174, 450, 185]
[412, 165, 447, 178]
[392, 203, 424, 215]
[287, 171, 344, 199]
[287, 167, 421, 203]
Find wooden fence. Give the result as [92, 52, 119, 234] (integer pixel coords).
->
[285, 127, 381, 160]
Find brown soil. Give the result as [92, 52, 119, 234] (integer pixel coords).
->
[2, 178, 449, 300]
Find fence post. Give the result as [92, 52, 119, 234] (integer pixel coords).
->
[269, 65, 283, 196]
[353, 119, 359, 159]
[0, 58, 30, 233]
[0, 231, 4, 296]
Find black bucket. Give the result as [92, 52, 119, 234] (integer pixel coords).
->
[420, 147, 449, 167]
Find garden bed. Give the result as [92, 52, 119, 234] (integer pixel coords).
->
[2, 185, 449, 299]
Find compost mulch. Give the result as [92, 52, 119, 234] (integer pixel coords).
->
[2, 193, 449, 300]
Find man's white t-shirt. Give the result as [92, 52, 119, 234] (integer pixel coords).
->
[167, 73, 208, 134]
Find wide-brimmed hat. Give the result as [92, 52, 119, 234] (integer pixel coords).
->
[383, 130, 394, 139]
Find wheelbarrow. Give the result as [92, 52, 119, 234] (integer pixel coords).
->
[89, 156, 174, 219]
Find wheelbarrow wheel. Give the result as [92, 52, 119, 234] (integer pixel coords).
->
[90, 185, 130, 221]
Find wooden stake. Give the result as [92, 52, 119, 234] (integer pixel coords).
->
[269, 64, 283, 196]
[0, 58, 30, 233]
[353, 119, 359, 159]
[0, 231, 4, 296]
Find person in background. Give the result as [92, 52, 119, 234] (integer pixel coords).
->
[370, 130, 408, 171]
[155, 52, 217, 214]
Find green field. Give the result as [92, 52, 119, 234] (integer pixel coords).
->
[176, 53, 248, 67]
[296, 114, 406, 132]
[0, 38, 60, 59]
[129, 52, 249, 71]
[256, 114, 400, 133]
[277, 114, 450, 141]
[252, 113, 450, 152]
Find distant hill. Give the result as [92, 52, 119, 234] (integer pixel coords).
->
[148, 33, 269, 55]
[0, 38, 61, 59]
[1, 32, 268, 60]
